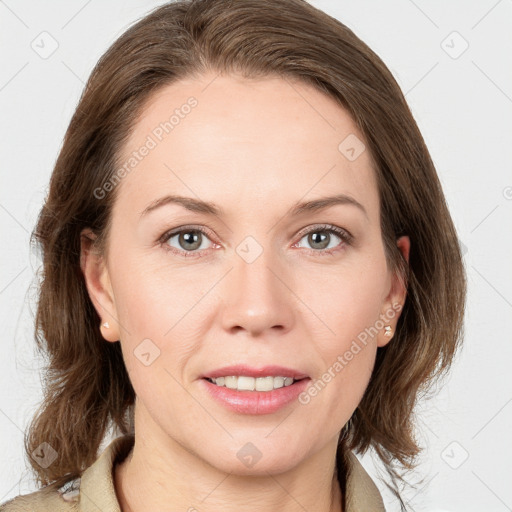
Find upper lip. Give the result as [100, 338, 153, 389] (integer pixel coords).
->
[201, 364, 310, 380]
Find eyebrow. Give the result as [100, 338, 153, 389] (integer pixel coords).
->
[140, 193, 368, 220]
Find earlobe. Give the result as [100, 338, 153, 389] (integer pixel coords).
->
[80, 228, 120, 343]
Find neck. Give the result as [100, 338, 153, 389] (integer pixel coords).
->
[114, 402, 344, 512]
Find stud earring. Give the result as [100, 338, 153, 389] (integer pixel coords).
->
[384, 325, 392, 337]
[102, 322, 110, 329]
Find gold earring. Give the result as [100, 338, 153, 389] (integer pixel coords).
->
[102, 322, 110, 329]
[384, 325, 392, 337]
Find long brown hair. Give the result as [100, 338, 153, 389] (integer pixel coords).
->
[23, 0, 466, 508]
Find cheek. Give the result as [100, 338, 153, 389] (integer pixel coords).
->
[110, 264, 193, 416]
[299, 256, 387, 413]
[108, 250, 211, 386]
[300, 252, 388, 350]
[305, 292, 380, 428]
[111, 249, 195, 337]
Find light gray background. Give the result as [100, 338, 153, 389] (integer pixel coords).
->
[1, 1, 511, 510]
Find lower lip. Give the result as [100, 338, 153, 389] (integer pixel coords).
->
[200, 378, 311, 415]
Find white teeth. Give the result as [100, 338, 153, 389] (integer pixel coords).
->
[224, 376, 237, 389]
[272, 376, 284, 389]
[237, 376, 256, 391]
[209, 375, 298, 391]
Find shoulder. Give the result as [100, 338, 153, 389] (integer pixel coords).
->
[0, 434, 134, 512]
[0, 477, 81, 511]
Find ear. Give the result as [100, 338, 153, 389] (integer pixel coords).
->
[80, 228, 120, 343]
[377, 235, 410, 348]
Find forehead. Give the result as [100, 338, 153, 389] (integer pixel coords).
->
[114, 72, 379, 222]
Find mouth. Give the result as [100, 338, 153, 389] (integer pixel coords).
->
[199, 364, 311, 414]
[203, 375, 308, 392]
[200, 364, 309, 389]
[200, 375, 311, 415]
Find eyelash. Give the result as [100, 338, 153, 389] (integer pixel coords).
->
[158, 223, 354, 259]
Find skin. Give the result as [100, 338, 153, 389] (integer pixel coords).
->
[80, 72, 409, 512]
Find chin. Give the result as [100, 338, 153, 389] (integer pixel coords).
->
[205, 443, 306, 476]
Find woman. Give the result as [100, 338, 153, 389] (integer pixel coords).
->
[1, 0, 466, 510]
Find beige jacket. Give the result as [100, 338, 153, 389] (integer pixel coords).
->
[1, 435, 386, 511]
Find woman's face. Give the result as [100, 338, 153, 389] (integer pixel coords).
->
[83, 72, 408, 474]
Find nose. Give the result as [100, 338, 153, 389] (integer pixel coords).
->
[219, 245, 296, 338]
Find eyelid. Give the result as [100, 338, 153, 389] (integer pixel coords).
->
[158, 222, 353, 258]
[158, 224, 217, 244]
[296, 223, 353, 245]
[157, 224, 218, 259]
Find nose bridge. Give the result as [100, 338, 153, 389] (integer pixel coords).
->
[220, 234, 294, 335]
